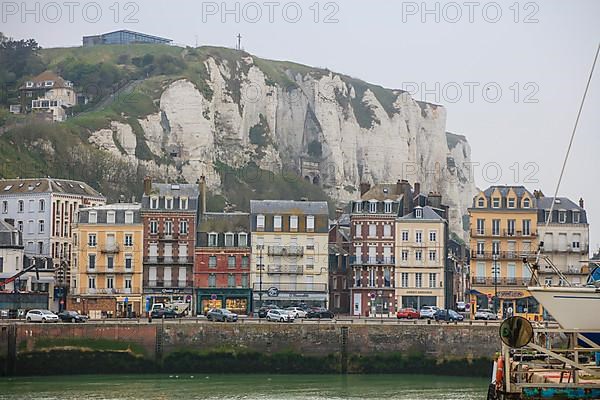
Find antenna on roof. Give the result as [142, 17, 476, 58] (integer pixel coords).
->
[236, 33, 242, 51]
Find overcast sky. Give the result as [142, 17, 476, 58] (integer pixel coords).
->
[4, 0, 600, 250]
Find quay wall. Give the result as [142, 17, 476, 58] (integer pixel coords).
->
[0, 322, 500, 376]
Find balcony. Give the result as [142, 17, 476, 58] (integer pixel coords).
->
[471, 230, 537, 238]
[159, 233, 178, 241]
[252, 282, 327, 292]
[100, 244, 120, 254]
[471, 277, 529, 286]
[267, 245, 304, 256]
[350, 256, 395, 265]
[147, 280, 193, 288]
[471, 251, 531, 260]
[176, 256, 192, 264]
[85, 288, 141, 295]
[267, 264, 304, 274]
[143, 256, 164, 264]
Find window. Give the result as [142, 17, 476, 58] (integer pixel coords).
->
[290, 215, 298, 231]
[88, 254, 96, 269]
[383, 224, 392, 237]
[238, 233, 248, 247]
[164, 221, 173, 235]
[476, 219, 485, 235]
[165, 197, 173, 209]
[17, 221, 22, 232]
[180, 197, 188, 210]
[354, 202, 362, 213]
[28, 199, 35, 212]
[208, 274, 216, 288]
[508, 198, 516, 208]
[429, 231, 437, 242]
[415, 231, 422, 243]
[228, 274, 235, 288]
[402, 230, 409, 241]
[429, 273, 437, 288]
[150, 220, 158, 234]
[492, 241, 500, 255]
[225, 233, 234, 247]
[106, 276, 114, 289]
[37, 242, 43, 254]
[241, 274, 249, 288]
[368, 268, 375, 286]
[507, 219, 516, 236]
[306, 237, 315, 250]
[208, 233, 218, 247]
[209, 256, 217, 268]
[572, 240, 580, 249]
[228, 256, 236, 268]
[384, 268, 391, 287]
[558, 211, 566, 223]
[523, 198, 531, 208]
[89, 211, 97, 224]
[401, 273, 409, 288]
[106, 211, 115, 224]
[125, 254, 132, 270]
[415, 250, 422, 261]
[415, 273, 422, 288]
[88, 234, 97, 247]
[415, 208, 423, 218]
[125, 278, 132, 289]
[306, 215, 315, 231]
[256, 214, 265, 230]
[492, 219, 500, 236]
[477, 241, 485, 255]
[124, 234, 133, 247]
[368, 224, 377, 238]
[273, 215, 282, 231]
[1, 201, 7, 213]
[355, 269, 361, 287]
[401, 250, 408, 261]
[355, 223, 362, 238]
[369, 201, 377, 213]
[107, 256, 114, 269]
[18, 200, 24, 213]
[522, 220, 531, 236]
[39, 220, 45, 233]
[429, 250, 436, 261]
[492, 198, 500, 208]
[39, 199, 45, 212]
[384, 201, 392, 213]
[88, 277, 96, 289]
[150, 197, 158, 209]
[125, 211, 134, 224]
[477, 198, 485, 207]
[241, 255, 249, 269]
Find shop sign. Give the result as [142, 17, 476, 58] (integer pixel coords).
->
[145, 288, 191, 295]
[406, 290, 434, 295]
[267, 287, 279, 297]
[497, 291, 526, 299]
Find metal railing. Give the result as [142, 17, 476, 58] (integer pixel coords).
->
[267, 265, 304, 274]
[471, 251, 531, 260]
[100, 244, 120, 253]
[252, 282, 327, 292]
[471, 276, 529, 286]
[85, 287, 141, 295]
[267, 245, 304, 256]
[350, 256, 395, 265]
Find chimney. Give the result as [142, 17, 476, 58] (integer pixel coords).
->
[579, 198, 584, 208]
[335, 208, 343, 221]
[396, 180, 412, 216]
[198, 176, 207, 214]
[359, 182, 371, 196]
[143, 176, 152, 196]
[414, 182, 420, 197]
[427, 192, 442, 209]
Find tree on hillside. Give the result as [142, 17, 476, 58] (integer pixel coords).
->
[0, 33, 46, 105]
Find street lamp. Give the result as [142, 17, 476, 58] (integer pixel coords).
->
[492, 254, 498, 314]
[257, 245, 264, 310]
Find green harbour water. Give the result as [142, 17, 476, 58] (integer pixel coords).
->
[0, 374, 488, 399]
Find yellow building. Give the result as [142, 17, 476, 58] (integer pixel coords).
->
[69, 204, 144, 318]
[469, 186, 540, 319]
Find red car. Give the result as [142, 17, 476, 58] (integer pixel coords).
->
[396, 308, 420, 319]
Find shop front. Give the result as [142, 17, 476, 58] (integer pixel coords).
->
[253, 286, 328, 311]
[144, 288, 193, 315]
[398, 288, 444, 310]
[470, 288, 543, 321]
[196, 288, 252, 316]
[116, 296, 142, 318]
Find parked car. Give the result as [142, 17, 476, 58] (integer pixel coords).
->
[266, 309, 294, 322]
[456, 301, 466, 312]
[25, 309, 59, 323]
[419, 306, 439, 319]
[151, 308, 179, 319]
[57, 310, 88, 323]
[306, 308, 335, 319]
[434, 309, 464, 322]
[286, 307, 307, 318]
[206, 308, 238, 322]
[258, 304, 279, 318]
[475, 308, 498, 320]
[396, 308, 420, 319]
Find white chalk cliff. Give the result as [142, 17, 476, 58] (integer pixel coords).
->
[89, 52, 475, 236]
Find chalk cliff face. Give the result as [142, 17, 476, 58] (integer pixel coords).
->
[88, 54, 475, 236]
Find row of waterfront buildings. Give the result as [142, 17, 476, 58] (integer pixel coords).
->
[0, 177, 591, 319]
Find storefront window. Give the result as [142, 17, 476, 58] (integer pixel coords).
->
[226, 298, 248, 314]
[516, 297, 539, 314]
[202, 299, 222, 314]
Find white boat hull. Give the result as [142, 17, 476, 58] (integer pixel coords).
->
[529, 286, 600, 330]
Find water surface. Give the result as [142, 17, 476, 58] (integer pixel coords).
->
[0, 374, 488, 400]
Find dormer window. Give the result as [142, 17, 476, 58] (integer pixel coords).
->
[523, 198, 531, 208]
[44, 80, 54, 87]
[508, 198, 516, 208]
[273, 215, 282, 231]
[558, 210, 566, 223]
[165, 197, 173, 210]
[369, 201, 377, 213]
[208, 232, 218, 247]
[224, 232, 234, 247]
[26, 81, 33, 88]
[107, 211, 116, 224]
[256, 214, 265, 230]
[150, 196, 158, 209]
[354, 202, 362, 213]
[477, 198, 485, 207]
[180, 197, 188, 210]
[492, 198, 500, 208]
[573, 211, 580, 224]
[384, 201, 393, 213]
[89, 211, 97, 224]
[238, 232, 248, 247]
[415, 207, 423, 219]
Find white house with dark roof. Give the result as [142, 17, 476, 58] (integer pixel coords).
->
[19, 71, 77, 121]
[0, 219, 25, 292]
[0, 178, 106, 310]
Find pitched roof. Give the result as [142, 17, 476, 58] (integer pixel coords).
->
[250, 200, 329, 215]
[398, 206, 445, 221]
[19, 71, 73, 90]
[361, 184, 403, 201]
[537, 197, 582, 211]
[0, 178, 104, 198]
[147, 183, 199, 198]
[482, 185, 531, 198]
[198, 212, 250, 233]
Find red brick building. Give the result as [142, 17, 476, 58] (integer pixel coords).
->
[328, 213, 351, 315]
[141, 178, 198, 314]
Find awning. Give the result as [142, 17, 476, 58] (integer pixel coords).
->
[470, 287, 532, 299]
